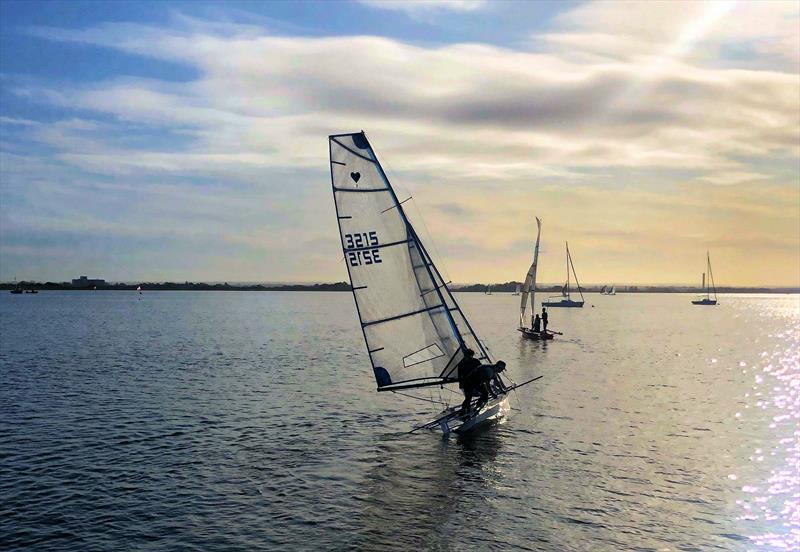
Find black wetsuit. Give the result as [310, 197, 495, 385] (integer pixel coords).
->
[457, 356, 481, 388]
[457, 355, 482, 414]
[542, 310, 549, 333]
[462, 363, 505, 414]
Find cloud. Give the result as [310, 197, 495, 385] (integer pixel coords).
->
[357, 0, 486, 16]
[3, 1, 799, 284]
[543, 0, 800, 70]
[16, 27, 798, 183]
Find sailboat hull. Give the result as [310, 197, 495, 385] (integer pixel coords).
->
[541, 299, 584, 308]
[452, 395, 510, 434]
[518, 328, 554, 340]
[423, 395, 510, 434]
[692, 299, 718, 305]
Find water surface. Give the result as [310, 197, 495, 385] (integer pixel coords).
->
[1, 291, 798, 550]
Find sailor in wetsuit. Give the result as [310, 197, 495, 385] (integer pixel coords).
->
[461, 360, 508, 416]
[457, 348, 482, 415]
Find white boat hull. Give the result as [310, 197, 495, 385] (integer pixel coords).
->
[425, 395, 510, 435]
[455, 395, 510, 433]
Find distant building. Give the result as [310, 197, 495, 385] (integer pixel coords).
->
[72, 275, 106, 288]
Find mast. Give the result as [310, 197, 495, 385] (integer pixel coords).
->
[567, 242, 584, 302]
[530, 217, 541, 320]
[702, 272, 706, 296]
[565, 242, 570, 299]
[368, 136, 465, 351]
[707, 251, 717, 300]
[519, 217, 542, 328]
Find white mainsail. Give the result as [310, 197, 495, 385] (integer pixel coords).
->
[330, 132, 489, 391]
[519, 217, 542, 328]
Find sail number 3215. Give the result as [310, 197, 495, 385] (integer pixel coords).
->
[345, 231, 383, 266]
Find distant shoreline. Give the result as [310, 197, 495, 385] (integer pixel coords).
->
[2, 281, 798, 294]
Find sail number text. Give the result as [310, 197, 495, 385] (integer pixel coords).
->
[345, 231, 383, 267]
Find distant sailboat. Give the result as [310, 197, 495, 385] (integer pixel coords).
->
[692, 252, 718, 305]
[513, 283, 521, 296]
[601, 284, 616, 296]
[542, 242, 585, 307]
[518, 218, 553, 340]
[329, 131, 527, 434]
[485, 285, 492, 295]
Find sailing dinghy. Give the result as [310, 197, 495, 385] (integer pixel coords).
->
[542, 242, 585, 308]
[329, 131, 518, 434]
[517, 218, 552, 340]
[692, 252, 718, 305]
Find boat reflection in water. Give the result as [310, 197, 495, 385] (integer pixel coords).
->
[355, 427, 509, 550]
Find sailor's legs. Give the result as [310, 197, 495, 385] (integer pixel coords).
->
[460, 387, 475, 415]
[474, 385, 490, 411]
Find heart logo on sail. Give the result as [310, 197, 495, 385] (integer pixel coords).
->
[350, 172, 361, 183]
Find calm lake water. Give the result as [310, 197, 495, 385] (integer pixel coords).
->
[1, 291, 798, 551]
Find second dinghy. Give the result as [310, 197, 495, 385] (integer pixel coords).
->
[517, 217, 553, 341]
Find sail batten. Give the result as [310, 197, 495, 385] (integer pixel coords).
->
[330, 132, 486, 391]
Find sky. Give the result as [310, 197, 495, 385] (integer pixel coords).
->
[0, 0, 798, 286]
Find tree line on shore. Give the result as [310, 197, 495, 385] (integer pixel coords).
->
[1, 280, 796, 294]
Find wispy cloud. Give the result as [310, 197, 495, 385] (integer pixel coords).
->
[2, 1, 799, 284]
[357, 0, 487, 16]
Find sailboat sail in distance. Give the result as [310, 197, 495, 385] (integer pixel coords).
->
[329, 131, 518, 433]
[518, 218, 552, 340]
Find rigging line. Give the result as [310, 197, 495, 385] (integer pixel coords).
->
[374, 153, 452, 287]
[420, 279, 452, 298]
[380, 196, 413, 213]
[391, 390, 446, 405]
[368, 139, 463, 351]
[404, 196, 454, 284]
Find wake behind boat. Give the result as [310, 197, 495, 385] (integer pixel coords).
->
[329, 131, 519, 435]
[542, 242, 585, 307]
